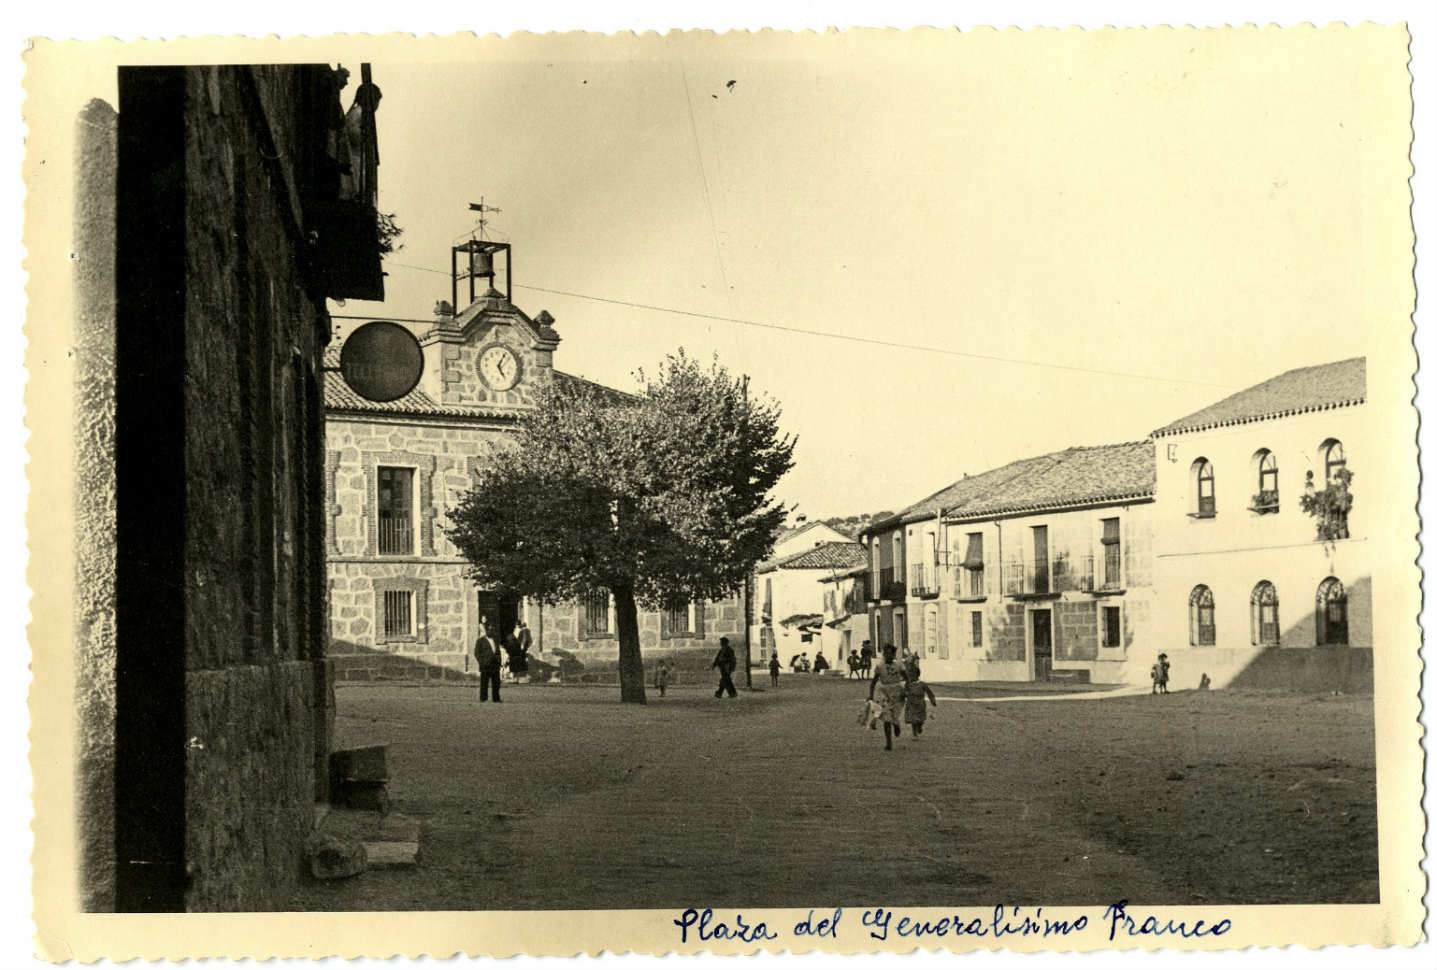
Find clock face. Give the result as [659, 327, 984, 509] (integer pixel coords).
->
[478, 345, 521, 391]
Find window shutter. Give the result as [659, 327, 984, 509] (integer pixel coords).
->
[578, 594, 589, 639]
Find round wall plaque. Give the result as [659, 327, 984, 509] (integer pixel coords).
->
[339, 321, 424, 403]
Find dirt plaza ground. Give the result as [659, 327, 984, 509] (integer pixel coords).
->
[289, 675, 1377, 911]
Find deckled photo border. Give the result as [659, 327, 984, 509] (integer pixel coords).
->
[19, 23, 1429, 962]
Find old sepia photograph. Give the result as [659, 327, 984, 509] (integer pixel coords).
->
[20, 16, 1429, 961]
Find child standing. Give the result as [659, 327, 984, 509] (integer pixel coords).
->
[903, 662, 938, 739]
[655, 659, 670, 698]
[1150, 653, 1170, 694]
[769, 654, 780, 687]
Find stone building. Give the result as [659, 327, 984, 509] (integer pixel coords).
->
[324, 283, 748, 682]
[72, 64, 383, 911]
[862, 442, 1156, 684]
[1148, 358, 1371, 691]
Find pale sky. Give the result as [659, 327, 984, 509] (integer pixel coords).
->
[329, 27, 1411, 521]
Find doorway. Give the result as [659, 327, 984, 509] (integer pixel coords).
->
[1031, 609, 1053, 682]
[477, 589, 521, 647]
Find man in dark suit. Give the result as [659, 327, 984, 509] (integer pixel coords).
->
[712, 636, 738, 699]
[475, 620, 502, 702]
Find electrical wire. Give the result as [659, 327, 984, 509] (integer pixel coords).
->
[355, 260, 1239, 390]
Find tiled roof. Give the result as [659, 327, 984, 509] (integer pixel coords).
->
[819, 564, 869, 583]
[1151, 357, 1366, 438]
[757, 541, 868, 574]
[863, 452, 1068, 533]
[323, 345, 636, 418]
[864, 442, 1156, 534]
[945, 441, 1155, 520]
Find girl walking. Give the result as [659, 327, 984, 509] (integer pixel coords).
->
[868, 643, 907, 751]
[902, 661, 938, 739]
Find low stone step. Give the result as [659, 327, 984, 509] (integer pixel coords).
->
[362, 840, 421, 869]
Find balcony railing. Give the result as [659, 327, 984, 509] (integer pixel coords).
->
[1003, 554, 1094, 596]
[909, 563, 940, 599]
[377, 516, 414, 555]
[878, 567, 905, 601]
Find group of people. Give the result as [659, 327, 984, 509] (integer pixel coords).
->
[866, 640, 938, 751]
[783, 650, 832, 675]
[472, 617, 534, 703]
[847, 643, 875, 679]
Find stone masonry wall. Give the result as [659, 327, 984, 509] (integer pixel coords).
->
[326, 415, 749, 680]
[176, 66, 333, 910]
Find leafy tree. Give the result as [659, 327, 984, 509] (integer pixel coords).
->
[444, 351, 796, 703]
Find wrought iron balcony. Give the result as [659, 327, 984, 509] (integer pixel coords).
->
[909, 563, 940, 599]
[1003, 554, 1093, 596]
[878, 567, 905, 601]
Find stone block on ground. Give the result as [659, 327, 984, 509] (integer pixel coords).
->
[362, 840, 421, 869]
[331, 744, 389, 783]
[305, 832, 367, 880]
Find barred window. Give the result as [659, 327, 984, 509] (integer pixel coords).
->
[382, 589, 413, 638]
[584, 590, 610, 636]
[377, 466, 415, 555]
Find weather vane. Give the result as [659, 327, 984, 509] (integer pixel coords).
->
[468, 197, 502, 240]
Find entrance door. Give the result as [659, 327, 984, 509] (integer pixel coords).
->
[477, 590, 520, 646]
[1031, 610, 1053, 681]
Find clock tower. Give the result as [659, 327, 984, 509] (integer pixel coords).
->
[418, 240, 560, 408]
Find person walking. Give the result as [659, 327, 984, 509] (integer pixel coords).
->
[768, 654, 780, 687]
[654, 659, 670, 698]
[869, 643, 906, 750]
[902, 660, 939, 740]
[712, 636, 739, 698]
[475, 620, 502, 703]
[813, 649, 830, 676]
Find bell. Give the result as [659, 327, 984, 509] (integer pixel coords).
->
[472, 249, 494, 279]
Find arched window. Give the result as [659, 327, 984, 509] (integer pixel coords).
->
[1250, 581, 1280, 646]
[1189, 585, 1215, 646]
[1316, 577, 1348, 646]
[1321, 439, 1346, 485]
[1192, 459, 1216, 517]
[1253, 449, 1279, 512]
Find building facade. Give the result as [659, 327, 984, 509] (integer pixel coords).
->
[1148, 358, 1371, 691]
[324, 285, 746, 682]
[863, 443, 1156, 684]
[752, 540, 867, 668]
[819, 565, 870, 668]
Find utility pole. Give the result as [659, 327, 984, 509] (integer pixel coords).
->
[742, 374, 754, 689]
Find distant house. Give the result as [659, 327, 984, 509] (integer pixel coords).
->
[324, 274, 747, 682]
[753, 540, 868, 668]
[1149, 357, 1370, 690]
[862, 443, 1156, 684]
[819, 564, 870, 667]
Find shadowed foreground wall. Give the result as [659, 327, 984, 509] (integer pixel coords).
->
[103, 64, 361, 912]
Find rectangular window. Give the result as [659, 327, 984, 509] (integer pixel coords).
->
[970, 611, 983, 648]
[962, 532, 984, 596]
[377, 466, 415, 555]
[1101, 606, 1121, 648]
[584, 590, 611, 636]
[382, 589, 414, 638]
[1101, 517, 1121, 589]
[1031, 526, 1049, 594]
[666, 602, 693, 636]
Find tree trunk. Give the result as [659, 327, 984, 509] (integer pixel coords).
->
[612, 584, 647, 704]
